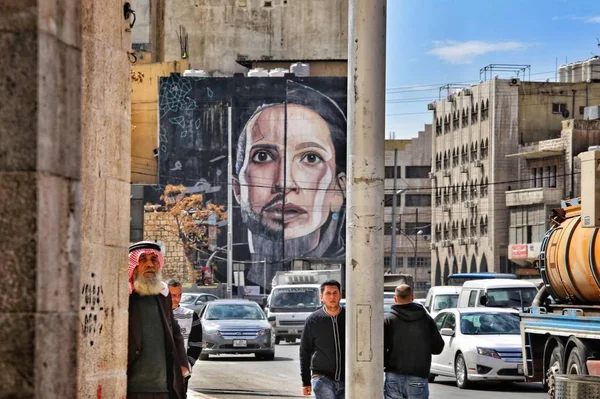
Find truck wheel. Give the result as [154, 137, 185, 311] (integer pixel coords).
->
[275, 336, 281, 345]
[566, 346, 587, 375]
[199, 353, 209, 361]
[546, 346, 564, 397]
[428, 374, 436, 383]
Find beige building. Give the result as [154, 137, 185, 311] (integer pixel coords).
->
[505, 118, 600, 273]
[384, 126, 433, 296]
[430, 78, 600, 286]
[131, 0, 348, 76]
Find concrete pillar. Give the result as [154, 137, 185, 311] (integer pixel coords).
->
[78, 0, 132, 397]
[0, 2, 82, 397]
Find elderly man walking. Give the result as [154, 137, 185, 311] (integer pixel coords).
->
[128, 241, 189, 399]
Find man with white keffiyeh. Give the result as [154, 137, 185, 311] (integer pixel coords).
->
[127, 241, 189, 399]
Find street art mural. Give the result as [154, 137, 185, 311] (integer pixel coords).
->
[157, 75, 347, 288]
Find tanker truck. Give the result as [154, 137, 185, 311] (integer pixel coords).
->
[520, 148, 600, 396]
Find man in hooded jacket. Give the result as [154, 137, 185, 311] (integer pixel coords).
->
[384, 284, 444, 399]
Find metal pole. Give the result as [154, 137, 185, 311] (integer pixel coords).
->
[347, 0, 386, 397]
[263, 259, 267, 294]
[227, 106, 233, 299]
[414, 208, 418, 290]
[391, 149, 398, 273]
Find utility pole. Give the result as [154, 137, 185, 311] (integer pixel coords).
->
[346, 0, 386, 397]
[227, 106, 233, 299]
[391, 149, 398, 273]
[414, 208, 419, 289]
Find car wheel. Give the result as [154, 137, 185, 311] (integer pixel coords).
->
[428, 374, 436, 383]
[566, 346, 587, 375]
[199, 353, 209, 361]
[546, 345, 564, 396]
[275, 336, 281, 345]
[455, 353, 471, 389]
[263, 352, 275, 361]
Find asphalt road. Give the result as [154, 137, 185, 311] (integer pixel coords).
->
[188, 342, 547, 399]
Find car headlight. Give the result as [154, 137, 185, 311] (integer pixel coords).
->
[477, 347, 501, 359]
[257, 328, 271, 336]
[204, 327, 221, 336]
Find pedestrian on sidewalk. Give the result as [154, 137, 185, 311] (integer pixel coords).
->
[168, 279, 203, 392]
[383, 284, 445, 399]
[127, 241, 189, 399]
[299, 280, 345, 398]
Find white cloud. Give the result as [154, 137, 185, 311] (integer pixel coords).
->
[427, 40, 534, 64]
[552, 15, 600, 23]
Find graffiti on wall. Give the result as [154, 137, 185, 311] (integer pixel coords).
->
[157, 75, 347, 287]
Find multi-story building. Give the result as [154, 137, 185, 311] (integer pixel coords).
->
[384, 126, 432, 296]
[505, 117, 600, 274]
[430, 78, 600, 286]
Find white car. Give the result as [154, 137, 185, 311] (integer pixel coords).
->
[430, 307, 525, 389]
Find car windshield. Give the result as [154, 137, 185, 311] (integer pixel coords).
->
[384, 303, 393, 314]
[432, 294, 458, 311]
[486, 288, 538, 308]
[270, 287, 320, 309]
[180, 294, 197, 304]
[460, 312, 520, 335]
[205, 304, 265, 320]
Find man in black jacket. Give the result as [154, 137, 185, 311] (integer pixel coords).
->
[299, 280, 345, 398]
[384, 284, 444, 399]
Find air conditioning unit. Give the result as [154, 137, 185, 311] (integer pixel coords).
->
[430, 242, 437, 250]
[509, 78, 521, 86]
[462, 88, 472, 96]
[428, 172, 436, 180]
[442, 240, 453, 248]
[427, 103, 435, 111]
[442, 170, 452, 177]
[441, 206, 451, 212]
[468, 237, 478, 245]
[458, 238, 468, 245]
[463, 200, 472, 209]
[447, 95, 455, 102]
[473, 160, 483, 168]
[460, 165, 469, 173]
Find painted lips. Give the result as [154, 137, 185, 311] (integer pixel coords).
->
[263, 202, 307, 222]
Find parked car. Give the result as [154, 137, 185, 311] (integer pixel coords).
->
[199, 299, 275, 361]
[430, 307, 524, 389]
[180, 292, 219, 313]
[424, 286, 461, 318]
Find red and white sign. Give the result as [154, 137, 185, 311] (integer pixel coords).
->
[510, 244, 528, 260]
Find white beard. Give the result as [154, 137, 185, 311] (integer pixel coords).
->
[133, 270, 164, 296]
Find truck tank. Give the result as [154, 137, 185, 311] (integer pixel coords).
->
[539, 199, 600, 304]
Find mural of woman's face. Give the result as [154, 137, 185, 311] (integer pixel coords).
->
[235, 104, 346, 240]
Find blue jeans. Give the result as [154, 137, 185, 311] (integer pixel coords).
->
[384, 372, 429, 399]
[311, 374, 345, 399]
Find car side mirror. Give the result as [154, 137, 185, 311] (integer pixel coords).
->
[440, 328, 455, 337]
[479, 295, 489, 306]
[267, 316, 276, 323]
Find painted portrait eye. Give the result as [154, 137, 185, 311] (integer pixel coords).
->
[252, 150, 274, 163]
[300, 152, 323, 164]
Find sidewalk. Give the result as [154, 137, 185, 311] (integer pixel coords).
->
[187, 390, 218, 399]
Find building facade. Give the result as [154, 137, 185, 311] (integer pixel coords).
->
[505, 118, 600, 273]
[384, 126, 432, 296]
[430, 78, 600, 286]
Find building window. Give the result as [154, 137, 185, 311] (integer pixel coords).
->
[452, 149, 459, 167]
[451, 221, 459, 239]
[453, 111, 460, 130]
[384, 223, 394, 235]
[481, 99, 489, 121]
[470, 180, 478, 199]
[471, 104, 478, 124]
[480, 138, 489, 159]
[385, 166, 402, 179]
[552, 103, 567, 114]
[480, 216, 488, 236]
[461, 219, 468, 237]
[470, 142, 478, 162]
[406, 166, 430, 179]
[436, 154, 442, 171]
[435, 188, 442, 206]
[481, 177, 489, 197]
[549, 165, 557, 187]
[415, 281, 428, 291]
[436, 118, 442, 135]
[443, 187, 450, 204]
[384, 256, 390, 268]
[461, 183, 468, 201]
[435, 224, 442, 241]
[452, 185, 459, 203]
[470, 218, 477, 236]
[408, 257, 431, 268]
[580, 106, 586, 115]
[405, 194, 431, 207]
[462, 108, 469, 127]
[443, 222, 450, 239]
[443, 152, 450, 169]
[384, 194, 401, 207]
[444, 115, 450, 132]
[461, 146, 469, 164]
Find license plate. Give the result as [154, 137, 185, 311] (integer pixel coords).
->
[289, 329, 298, 334]
[233, 339, 247, 347]
[517, 364, 524, 374]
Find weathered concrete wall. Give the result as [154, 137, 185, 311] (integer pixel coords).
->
[162, 0, 348, 74]
[131, 60, 190, 184]
[0, 2, 82, 397]
[78, 0, 131, 396]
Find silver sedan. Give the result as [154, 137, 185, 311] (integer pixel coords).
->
[199, 299, 275, 361]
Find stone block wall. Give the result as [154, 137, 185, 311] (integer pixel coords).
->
[143, 210, 194, 283]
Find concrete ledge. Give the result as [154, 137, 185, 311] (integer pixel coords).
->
[187, 390, 219, 399]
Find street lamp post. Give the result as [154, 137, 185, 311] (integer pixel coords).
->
[390, 188, 406, 274]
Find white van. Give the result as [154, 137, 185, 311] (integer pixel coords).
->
[424, 286, 462, 318]
[457, 279, 538, 310]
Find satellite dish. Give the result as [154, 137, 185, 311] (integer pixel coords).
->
[562, 108, 570, 119]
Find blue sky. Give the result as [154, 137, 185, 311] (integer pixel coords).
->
[386, 0, 600, 139]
